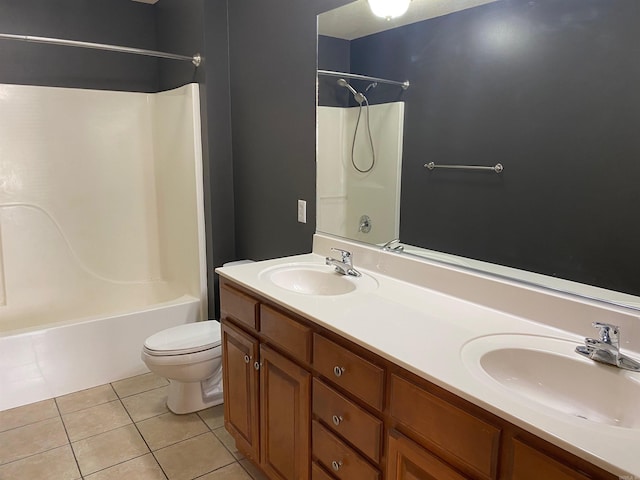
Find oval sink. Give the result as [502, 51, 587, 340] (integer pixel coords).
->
[461, 335, 640, 429]
[260, 263, 378, 296]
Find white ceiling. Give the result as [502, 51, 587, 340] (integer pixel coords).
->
[318, 0, 499, 40]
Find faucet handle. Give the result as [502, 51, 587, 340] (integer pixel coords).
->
[592, 322, 620, 346]
[330, 248, 352, 262]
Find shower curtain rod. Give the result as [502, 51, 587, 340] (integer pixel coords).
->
[318, 69, 409, 90]
[0, 33, 202, 67]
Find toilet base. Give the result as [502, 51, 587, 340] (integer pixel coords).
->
[166, 369, 223, 414]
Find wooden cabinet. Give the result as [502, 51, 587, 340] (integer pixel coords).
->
[386, 429, 468, 480]
[312, 378, 382, 463]
[260, 345, 311, 480]
[220, 283, 311, 480]
[221, 320, 259, 461]
[389, 374, 500, 480]
[219, 278, 618, 480]
[506, 439, 594, 480]
[313, 333, 385, 410]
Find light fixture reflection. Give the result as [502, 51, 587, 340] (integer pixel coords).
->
[368, 0, 411, 20]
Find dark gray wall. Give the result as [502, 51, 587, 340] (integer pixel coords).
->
[322, 0, 640, 296]
[227, 0, 350, 261]
[0, 0, 159, 91]
[156, 0, 235, 317]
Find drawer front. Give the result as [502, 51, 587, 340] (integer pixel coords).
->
[509, 439, 591, 480]
[312, 420, 380, 480]
[260, 305, 311, 363]
[220, 283, 259, 330]
[390, 374, 501, 480]
[313, 334, 385, 410]
[312, 378, 382, 463]
[312, 462, 335, 480]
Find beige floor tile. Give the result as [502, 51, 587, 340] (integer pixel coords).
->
[198, 404, 225, 430]
[56, 384, 118, 414]
[121, 386, 169, 422]
[72, 424, 149, 476]
[199, 462, 252, 480]
[0, 444, 80, 480]
[154, 432, 235, 480]
[0, 398, 59, 433]
[137, 412, 208, 451]
[112, 372, 168, 398]
[84, 453, 166, 480]
[63, 400, 132, 442]
[238, 459, 269, 480]
[0, 416, 68, 465]
[213, 426, 244, 460]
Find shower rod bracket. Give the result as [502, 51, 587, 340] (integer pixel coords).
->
[425, 162, 504, 174]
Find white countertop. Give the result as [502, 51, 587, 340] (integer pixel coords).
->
[216, 235, 640, 478]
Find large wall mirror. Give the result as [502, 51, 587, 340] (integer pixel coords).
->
[317, 0, 640, 309]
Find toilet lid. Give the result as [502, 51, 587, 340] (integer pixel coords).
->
[144, 321, 221, 356]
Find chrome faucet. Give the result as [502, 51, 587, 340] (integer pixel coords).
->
[575, 322, 640, 372]
[382, 238, 404, 253]
[325, 248, 361, 277]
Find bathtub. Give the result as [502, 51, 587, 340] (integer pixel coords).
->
[0, 295, 200, 412]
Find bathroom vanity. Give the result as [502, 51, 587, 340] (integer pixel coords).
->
[216, 234, 640, 480]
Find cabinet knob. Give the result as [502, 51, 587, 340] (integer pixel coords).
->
[332, 415, 343, 426]
[254, 361, 261, 370]
[333, 366, 345, 377]
[244, 355, 250, 364]
[331, 460, 343, 471]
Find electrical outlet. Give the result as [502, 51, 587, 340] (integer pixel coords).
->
[297, 199, 307, 223]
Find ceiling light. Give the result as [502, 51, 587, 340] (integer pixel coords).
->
[367, 0, 411, 20]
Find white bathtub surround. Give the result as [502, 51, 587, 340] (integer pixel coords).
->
[0, 83, 207, 411]
[216, 232, 640, 478]
[317, 103, 403, 244]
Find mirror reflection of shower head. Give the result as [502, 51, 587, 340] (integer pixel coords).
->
[337, 78, 366, 104]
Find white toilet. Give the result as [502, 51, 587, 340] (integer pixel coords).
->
[141, 320, 223, 414]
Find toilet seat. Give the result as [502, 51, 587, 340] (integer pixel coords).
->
[143, 321, 221, 356]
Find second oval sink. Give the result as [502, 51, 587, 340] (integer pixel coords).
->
[260, 263, 378, 296]
[462, 334, 640, 429]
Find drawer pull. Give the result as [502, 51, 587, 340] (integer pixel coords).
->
[254, 361, 261, 370]
[331, 460, 343, 471]
[333, 366, 345, 377]
[244, 355, 250, 364]
[332, 415, 344, 426]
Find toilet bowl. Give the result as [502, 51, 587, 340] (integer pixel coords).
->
[141, 320, 222, 414]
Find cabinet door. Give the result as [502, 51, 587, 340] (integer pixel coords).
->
[221, 319, 260, 461]
[386, 430, 468, 480]
[260, 344, 311, 480]
[508, 439, 592, 480]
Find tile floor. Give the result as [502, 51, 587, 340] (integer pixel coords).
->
[0, 373, 268, 480]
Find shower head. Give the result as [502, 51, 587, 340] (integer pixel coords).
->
[337, 78, 366, 104]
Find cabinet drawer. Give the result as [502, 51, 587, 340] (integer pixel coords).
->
[312, 462, 335, 480]
[390, 374, 501, 480]
[312, 378, 382, 463]
[220, 283, 259, 330]
[313, 334, 384, 410]
[312, 420, 380, 480]
[509, 439, 591, 480]
[260, 305, 311, 363]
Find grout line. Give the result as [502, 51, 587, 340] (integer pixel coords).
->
[119, 384, 169, 480]
[54, 396, 84, 478]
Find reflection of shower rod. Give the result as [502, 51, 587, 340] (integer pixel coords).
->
[424, 162, 504, 174]
[318, 69, 410, 90]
